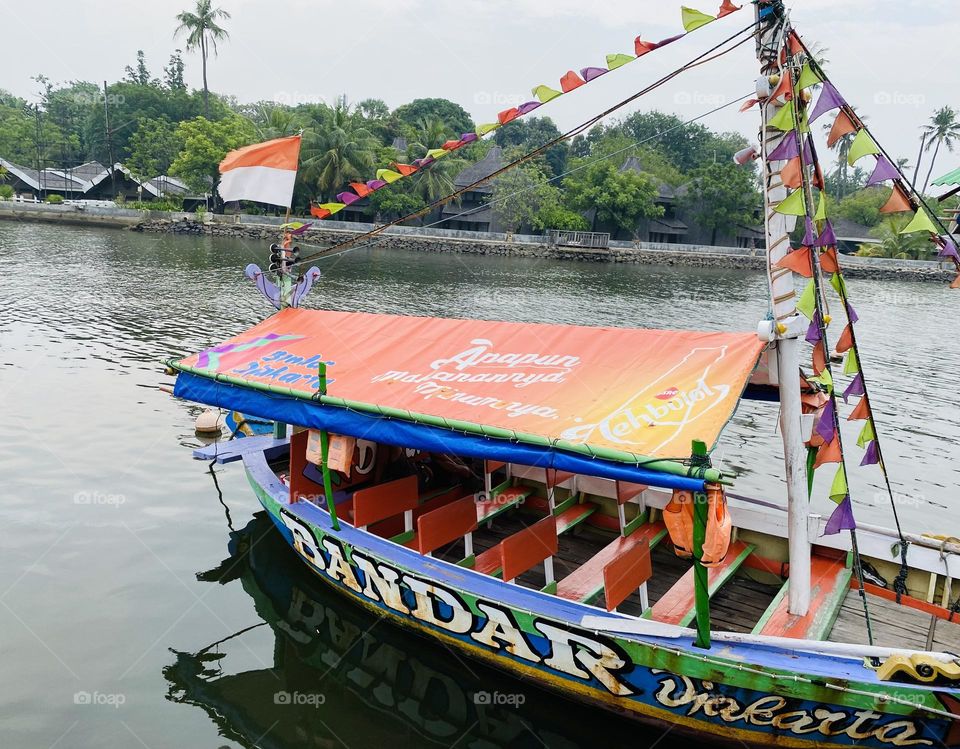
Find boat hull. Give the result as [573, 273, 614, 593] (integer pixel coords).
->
[243, 451, 958, 748]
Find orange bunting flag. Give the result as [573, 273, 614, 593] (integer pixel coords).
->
[718, 0, 741, 17]
[813, 162, 826, 190]
[812, 341, 827, 375]
[775, 246, 813, 277]
[814, 435, 843, 468]
[350, 182, 372, 198]
[880, 183, 913, 214]
[820, 247, 839, 273]
[560, 71, 586, 93]
[441, 140, 463, 150]
[781, 157, 803, 188]
[771, 70, 793, 102]
[498, 108, 520, 125]
[788, 31, 804, 57]
[740, 98, 759, 112]
[828, 110, 857, 148]
[635, 37, 657, 56]
[835, 324, 854, 354]
[394, 164, 418, 177]
[310, 205, 331, 219]
[848, 396, 871, 422]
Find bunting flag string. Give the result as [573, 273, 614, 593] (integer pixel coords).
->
[303, 0, 744, 219]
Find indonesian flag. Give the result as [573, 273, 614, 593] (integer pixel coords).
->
[218, 135, 301, 208]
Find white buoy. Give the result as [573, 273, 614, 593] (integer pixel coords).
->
[195, 409, 222, 435]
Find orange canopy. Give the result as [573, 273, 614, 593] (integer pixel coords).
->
[176, 309, 766, 460]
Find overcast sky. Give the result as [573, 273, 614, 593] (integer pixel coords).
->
[2, 0, 958, 175]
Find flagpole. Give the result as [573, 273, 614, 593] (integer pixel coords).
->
[277, 131, 304, 311]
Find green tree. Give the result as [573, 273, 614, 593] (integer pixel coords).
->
[169, 115, 255, 199]
[124, 50, 154, 86]
[921, 106, 960, 193]
[300, 97, 377, 200]
[860, 215, 933, 259]
[0, 165, 9, 184]
[563, 161, 663, 237]
[393, 98, 473, 139]
[834, 187, 888, 228]
[367, 189, 426, 222]
[164, 50, 187, 91]
[175, 0, 231, 118]
[681, 162, 759, 245]
[493, 117, 568, 177]
[126, 117, 179, 182]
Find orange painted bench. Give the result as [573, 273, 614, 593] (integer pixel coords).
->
[649, 540, 755, 626]
[501, 516, 558, 585]
[413, 496, 478, 556]
[352, 475, 419, 533]
[556, 521, 667, 605]
[604, 536, 653, 611]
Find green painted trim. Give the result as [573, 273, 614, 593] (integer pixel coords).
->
[540, 581, 558, 595]
[623, 510, 650, 537]
[478, 495, 525, 525]
[808, 568, 853, 641]
[752, 580, 790, 635]
[679, 543, 756, 629]
[557, 504, 596, 534]
[390, 530, 415, 545]
[167, 359, 728, 482]
[457, 555, 476, 568]
[491, 478, 512, 496]
[570, 528, 669, 605]
[553, 494, 580, 515]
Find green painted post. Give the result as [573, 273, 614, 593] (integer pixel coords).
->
[317, 362, 340, 531]
[691, 440, 711, 650]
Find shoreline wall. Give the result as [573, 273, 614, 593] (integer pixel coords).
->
[2, 202, 956, 282]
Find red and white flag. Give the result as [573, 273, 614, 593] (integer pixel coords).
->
[218, 134, 301, 208]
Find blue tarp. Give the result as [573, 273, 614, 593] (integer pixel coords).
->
[175, 372, 706, 492]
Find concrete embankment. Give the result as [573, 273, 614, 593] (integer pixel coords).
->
[2, 202, 956, 282]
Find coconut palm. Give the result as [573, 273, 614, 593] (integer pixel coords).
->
[861, 215, 932, 259]
[823, 109, 868, 199]
[921, 106, 960, 193]
[403, 115, 459, 202]
[174, 0, 231, 118]
[251, 104, 301, 140]
[300, 97, 378, 201]
[0, 165, 9, 184]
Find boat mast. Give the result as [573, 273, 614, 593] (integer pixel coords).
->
[755, 0, 811, 615]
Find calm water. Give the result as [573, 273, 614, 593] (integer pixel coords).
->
[1, 222, 958, 748]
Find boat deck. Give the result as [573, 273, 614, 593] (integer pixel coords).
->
[829, 590, 960, 652]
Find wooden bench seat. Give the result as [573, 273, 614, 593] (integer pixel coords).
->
[649, 541, 755, 626]
[476, 486, 531, 524]
[556, 521, 667, 604]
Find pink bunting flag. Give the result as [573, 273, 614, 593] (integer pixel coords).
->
[816, 220, 837, 247]
[516, 101, 541, 116]
[769, 132, 800, 161]
[824, 496, 856, 535]
[861, 441, 880, 466]
[336, 192, 362, 206]
[580, 66, 608, 82]
[289, 222, 313, 236]
[809, 81, 846, 123]
[816, 399, 836, 443]
[866, 156, 900, 187]
[843, 373, 865, 403]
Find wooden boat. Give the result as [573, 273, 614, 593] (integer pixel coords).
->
[167, 1, 960, 745]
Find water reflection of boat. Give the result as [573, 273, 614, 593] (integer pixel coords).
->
[165, 514, 652, 749]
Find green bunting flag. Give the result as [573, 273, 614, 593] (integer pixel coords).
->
[796, 279, 817, 319]
[768, 101, 796, 131]
[808, 367, 834, 393]
[844, 348, 860, 376]
[848, 129, 880, 166]
[532, 85, 563, 103]
[829, 465, 848, 503]
[815, 191, 828, 221]
[775, 189, 806, 216]
[830, 271, 847, 297]
[681, 6, 716, 31]
[475, 123, 500, 136]
[857, 419, 876, 448]
[606, 54, 634, 71]
[796, 62, 823, 90]
[900, 207, 937, 235]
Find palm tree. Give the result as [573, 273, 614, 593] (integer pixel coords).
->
[174, 0, 231, 118]
[861, 215, 932, 259]
[0, 165, 9, 184]
[921, 106, 960, 193]
[300, 97, 378, 201]
[404, 115, 459, 202]
[251, 104, 301, 140]
[823, 110, 868, 198]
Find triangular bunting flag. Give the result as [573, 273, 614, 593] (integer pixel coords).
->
[806, 311, 823, 343]
[938, 236, 960, 261]
[843, 372, 864, 403]
[681, 7, 716, 31]
[426, 148, 450, 159]
[366, 178, 388, 190]
[560, 71, 586, 93]
[816, 219, 836, 247]
[857, 420, 876, 448]
[829, 466, 848, 503]
[336, 191, 362, 205]
[606, 53, 634, 70]
[815, 192, 828, 221]
[740, 98, 759, 112]
[828, 110, 857, 148]
[717, 0, 741, 17]
[820, 247, 839, 273]
[880, 183, 913, 213]
[813, 340, 827, 375]
[808, 367, 834, 392]
[824, 496, 856, 535]
[775, 189, 807, 216]
[900, 207, 937, 235]
[516, 102, 541, 116]
[801, 217, 817, 246]
[394, 163, 418, 177]
[532, 85, 563, 103]
[350, 182, 372, 198]
[581, 66, 608, 82]
[498, 108, 520, 125]
[844, 348, 860, 376]
[848, 129, 881, 166]
[865, 156, 900, 187]
[814, 435, 843, 468]
[810, 81, 845, 123]
[771, 70, 793, 103]
[835, 324, 854, 353]
[796, 62, 823, 90]
[376, 169, 404, 183]
[796, 278, 817, 319]
[310, 205, 331, 219]
[861, 441, 881, 466]
[848, 395, 870, 421]
[776, 246, 813, 277]
[475, 123, 500, 137]
[816, 398, 836, 443]
[768, 101, 796, 131]
[317, 202, 346, 216]
[782, 157, 803, 188]
[830, 271, 847, 297]
[770, 131, 800, 161]
[635, 37, 656, 56]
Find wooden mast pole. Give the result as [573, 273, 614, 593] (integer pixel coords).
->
[755, 0, 811, 615]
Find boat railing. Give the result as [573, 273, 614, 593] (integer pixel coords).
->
[546, 229, 611, 249]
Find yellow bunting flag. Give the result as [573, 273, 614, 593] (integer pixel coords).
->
[775, 189, 806, 216]
[857, 420, 876, 449]
[681, 6, 715, 31]
[796, 279, 817, 319]
[532, 85, 563, 103]
[376, 169, 403, 184]
[317, 202, 346, 216]
[795, 62, 823, 90]
[474, 123, 500, 137]
[426, 148, 450, 159]
[768, 101, 796, 131]
[847, 129, 880, 166]
[606, 53, 634, 70]
[829, 465, 848, 503]
[900, 207, 937, 235]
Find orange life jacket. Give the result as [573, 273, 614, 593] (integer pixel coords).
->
[663, 484, 733, 567]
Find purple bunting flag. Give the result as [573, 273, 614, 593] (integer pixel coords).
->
[861, 440, 880, 466]
[846, 302, 859, 324]
[580, 66, 608, 82]
[801, 216, 817, 246]
[806, 310, 823, 344]
[809, 81, 846, 123]
[460, 132, 480, 143]
[657, 33, 684, 47]
[769, 132, 800, 161]
[816, 398, 836, 443]
[865, 156, 900, 187]
[938, 236, 960, 261]
[366, 179, 388, 191]
[823, 495, 856, 535]
[802, 136, 814, 166]
[337, 192, 362, 206]
[516, 101, 542, 116]
[816, 219, 837, 247]
[843, 372, 865, 403]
